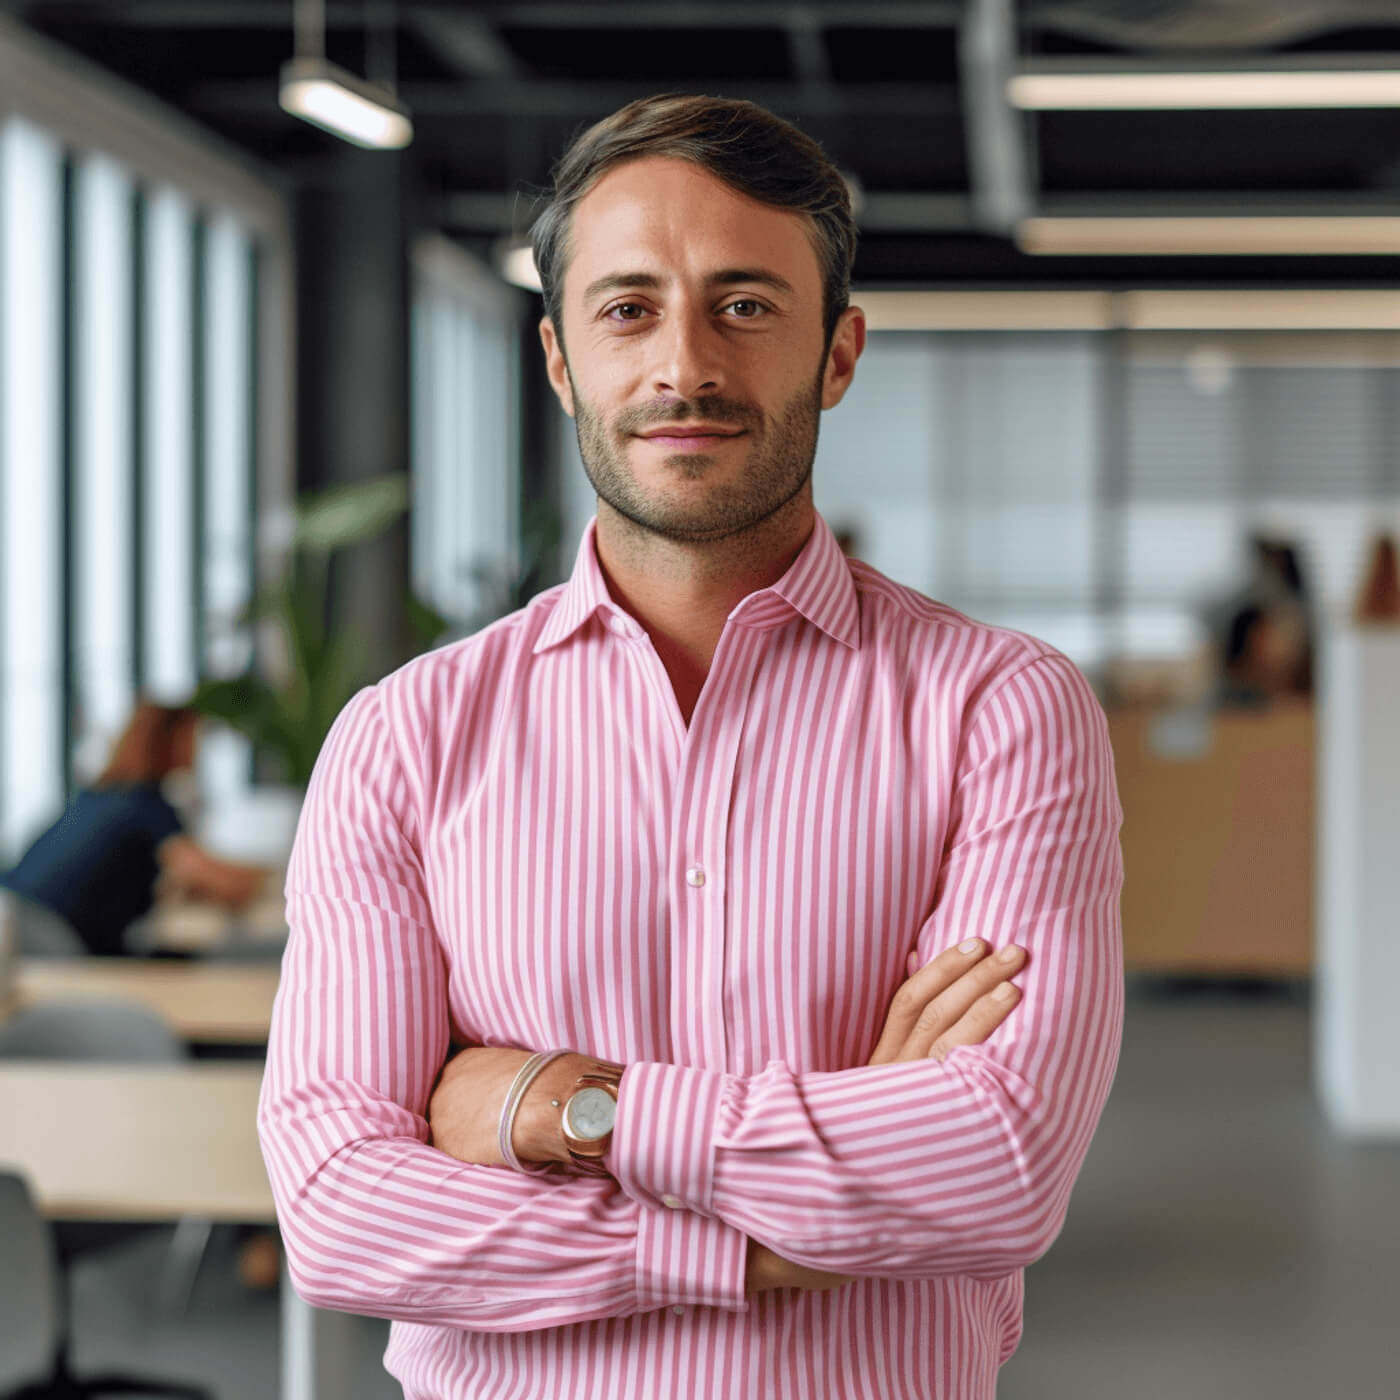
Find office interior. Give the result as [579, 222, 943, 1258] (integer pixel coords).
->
[0, 2, 1398, 1397]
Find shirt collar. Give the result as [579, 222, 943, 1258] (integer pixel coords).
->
[533, 513, 861, 655]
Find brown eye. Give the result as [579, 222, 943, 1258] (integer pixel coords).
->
[608, 302, 647, 321]
[724, 299, 766, 319]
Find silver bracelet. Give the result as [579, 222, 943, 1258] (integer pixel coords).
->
[498, 1049, 568, 1174]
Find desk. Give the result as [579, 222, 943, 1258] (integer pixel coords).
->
[11, 959, 279, 1044]
[1109, 700, 1315, 975]
[0, 1063, 272, 1220]
[0, 1062, 352, 1399]
[133, 890, 288, 956]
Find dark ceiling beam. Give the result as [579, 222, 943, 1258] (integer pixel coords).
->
[480, 2, 961, 28]
[440, 191, 542, 230]
[854, 192, 976, 233]
[192, 78, 961, 119]
[1025, 0, 1400, 52]
[408, 11, 521, 79]
[17, 0, 357, 23]
[439, 187, 977, 235]
[87, 0, 960, 28]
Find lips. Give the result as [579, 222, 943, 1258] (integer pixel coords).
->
[636, 424, 747, 449]
[639, 424, 744, 438]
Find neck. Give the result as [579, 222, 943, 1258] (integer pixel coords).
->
[593, 490, 815, 722]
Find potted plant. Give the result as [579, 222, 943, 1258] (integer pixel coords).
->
[192, 473, 444, 816]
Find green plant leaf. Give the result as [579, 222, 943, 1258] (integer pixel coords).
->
[295, 474, 410, 553]
[192, 472, 476, 786]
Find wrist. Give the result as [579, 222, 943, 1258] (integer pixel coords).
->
[513, 1052, 593, 1165]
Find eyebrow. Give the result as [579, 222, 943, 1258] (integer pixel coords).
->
[582, 267, 797, 304]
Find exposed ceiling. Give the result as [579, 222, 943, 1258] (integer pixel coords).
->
[8, 0, 1400, 287]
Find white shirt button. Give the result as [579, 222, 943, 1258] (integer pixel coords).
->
[608, 614, 633, 638]
[685, 866, 706, 888]
[661, 1194, 683, 1209]
[671, 1305, 685, 1316]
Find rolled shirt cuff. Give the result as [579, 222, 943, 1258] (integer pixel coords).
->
[634, 1201, 748, 1313]
[614, 1061, 747, 1312]
[612, 1060, 727, 1215]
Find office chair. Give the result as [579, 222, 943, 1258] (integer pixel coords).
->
[0, 889, 86, 958]
[0, 1171, 59, 1393]
[0, 1001, 214, 1400]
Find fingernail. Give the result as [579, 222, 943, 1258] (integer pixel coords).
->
[998, 945, 1021, 962]
[907, 952, 920, 975]
[959, 938, 981, 954]
[994, 982, 1018, 1000]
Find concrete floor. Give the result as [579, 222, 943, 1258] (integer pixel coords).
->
[1002, 981, 1400, 1398]
[26, 982, 1400, 1398]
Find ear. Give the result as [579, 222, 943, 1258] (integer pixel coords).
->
[539, 317, 575, 418]
[820, 305, 866, 411]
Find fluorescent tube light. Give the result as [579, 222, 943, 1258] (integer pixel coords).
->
[1123, 289, 1400, 331]
[498, 242, 542, 292]
[279, 58, 412, 150]
[840, 288, 1400, 331]
[1009, 64, 1400, 110]
[849, 288, 1400, 333]
[856, 290, 1104, 332]
[1018, 215, 1400, 257]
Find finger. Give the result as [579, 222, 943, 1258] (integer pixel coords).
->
[868, 938, 992, 1065]
[926, 981, 1022, 1063]
[890, 944, 1028, 1063]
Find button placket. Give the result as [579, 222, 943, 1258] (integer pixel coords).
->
[664, 625, 760, 1072]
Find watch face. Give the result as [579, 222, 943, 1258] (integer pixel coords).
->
[565, 1086, 616, 1142]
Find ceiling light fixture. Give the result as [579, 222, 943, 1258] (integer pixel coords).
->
[1018, 214, 1400, 257]
[279, 0, 412, 150]
[1008, 59, 1400, 111]
[852, 288, 1400, 333]
[497, 240, 542, 293]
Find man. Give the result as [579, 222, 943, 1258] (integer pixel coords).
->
[259, 95, 1123, 1399]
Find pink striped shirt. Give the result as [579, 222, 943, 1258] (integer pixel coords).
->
[258, 513, 1123, 1399]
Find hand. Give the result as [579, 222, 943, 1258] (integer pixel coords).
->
[427, 1047, 589, 1168]
[867, 938, 1027, 1066]
[748, 938, 1028, 1293]
[746, 1240, 851, 1295]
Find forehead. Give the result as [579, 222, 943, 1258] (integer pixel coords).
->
[562, 156, 823, 300]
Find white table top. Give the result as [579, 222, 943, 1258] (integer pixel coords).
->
[10, 958, 279, 1043]
[132, 890, 288, 955]
[0, 1062, 274, 1222]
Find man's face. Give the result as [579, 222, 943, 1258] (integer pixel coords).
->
[541, 157, 863, 544]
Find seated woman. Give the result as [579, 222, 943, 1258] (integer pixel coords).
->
[0, 702, 269, 956]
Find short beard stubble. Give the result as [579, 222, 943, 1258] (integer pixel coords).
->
[571, 365, 826, 546]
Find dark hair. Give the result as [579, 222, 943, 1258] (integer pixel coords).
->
[531, 94, 857, 344]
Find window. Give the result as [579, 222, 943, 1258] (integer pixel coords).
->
[808, 327, 1400, 680]
[0, 23, 290, 862]
[411, 235, 523, 626]
[0, 118, 65, 857]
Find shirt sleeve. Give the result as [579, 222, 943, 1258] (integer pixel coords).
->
[257, 684, 748, 1331]
[609, 652, 1124, 1281]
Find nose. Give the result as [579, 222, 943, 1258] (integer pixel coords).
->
[651, 305, 725, 401]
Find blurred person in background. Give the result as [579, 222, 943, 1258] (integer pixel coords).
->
[1210, 534, 1315, 705]
[0, 701, 269, 956]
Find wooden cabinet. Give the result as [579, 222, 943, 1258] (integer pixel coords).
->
[1108, 700, 1314, 976]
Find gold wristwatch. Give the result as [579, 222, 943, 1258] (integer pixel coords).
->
[560, 1060, 624, 1174]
